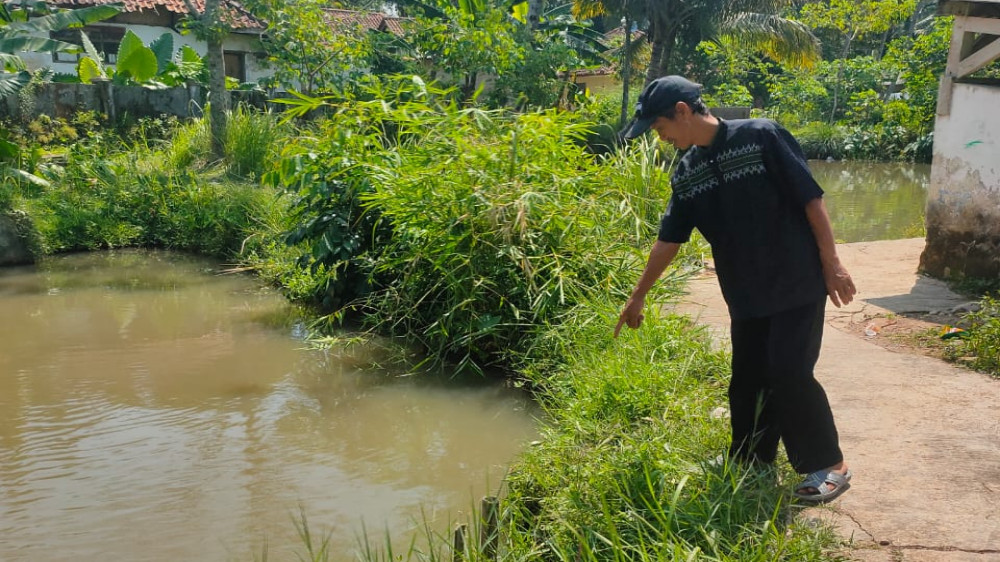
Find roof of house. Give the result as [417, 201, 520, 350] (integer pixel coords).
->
[54, 0, 265, 31]
[382, 16, 405, 36]
[323, 8, 408, 36]
[603, 24, 646, 43]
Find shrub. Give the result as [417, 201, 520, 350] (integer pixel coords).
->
[24, 138, 281, 258]
[268, 76, 674, 372]
[793, 121, 846, 160]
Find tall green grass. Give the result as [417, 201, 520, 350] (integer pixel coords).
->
[226, 105, 291, 179]
[166, 105, 290, 180]
[13, 109, 291, 261]
[266, 77, 685, 372]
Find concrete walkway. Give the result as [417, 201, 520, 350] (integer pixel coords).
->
[673, 238, 1000, 561]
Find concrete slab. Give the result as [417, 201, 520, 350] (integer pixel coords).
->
[670, 238, 1000, 558]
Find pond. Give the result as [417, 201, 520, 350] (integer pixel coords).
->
[0, 250, 539, 561]
[811, 160, 930, 243]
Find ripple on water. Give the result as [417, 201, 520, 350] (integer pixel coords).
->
[0, 251, 539, 562]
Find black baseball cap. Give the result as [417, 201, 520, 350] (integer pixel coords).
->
[621, 75, 703, 139]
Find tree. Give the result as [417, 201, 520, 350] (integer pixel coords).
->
[572, 0, 645, 125]
[182, 0, 230, 158]
[406, 2, 523, 100]
[799, 0, 916, 122]
[249, 0, 373, 95]
[0, 1, 120, 94]
[642, 0, 820, 85]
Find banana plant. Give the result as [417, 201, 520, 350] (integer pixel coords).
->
[0, 0, 121, 94]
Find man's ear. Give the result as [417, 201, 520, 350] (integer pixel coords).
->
[674, 100, 691, 117]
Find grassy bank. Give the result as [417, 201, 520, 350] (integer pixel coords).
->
[498, 301, 838, 561]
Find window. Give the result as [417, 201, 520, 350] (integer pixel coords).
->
[52, 27, 125, 64]
[224, 51, 246, 83]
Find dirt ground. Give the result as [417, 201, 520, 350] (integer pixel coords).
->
[672, 238, 1000, 562]
[829, 308, 963, 360]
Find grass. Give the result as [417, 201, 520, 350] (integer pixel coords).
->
[341, 300, 842, 561]
[943, 296, 1000, 378]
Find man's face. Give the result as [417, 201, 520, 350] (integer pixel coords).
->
[650, 114, 693, 150]
[649, 101, 699, 149]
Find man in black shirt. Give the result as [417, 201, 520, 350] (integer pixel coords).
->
[614, 75, 856, 503]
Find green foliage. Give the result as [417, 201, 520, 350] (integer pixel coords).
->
[359, 302, 835, 560]
[487, 28, 581, 109]
[791, 121, 845, 160]
[22, 141, 279, 256]
[251, 0, 373, 94]
[572, 91, 631, 153]
[77, 31, 207, 87]
[767, 67, 831, 126]
[267, 75, 672, 372]
[163, 45, 209, 86]
[950, 297, 1000, 378]
[161, 107, 287, 179]
[769, 56, 894, 124]
[407, 6, 523, 99]
[0, 1, 120, 95]
[884, 16, 952, 129]
[224, 104, 289, 179]
[115, 29, 158, 82]
[799, 0, 916, 42]
[704, 82, 754, 107]
[148, 31, 173, 74]
[264, 115, 389, 311]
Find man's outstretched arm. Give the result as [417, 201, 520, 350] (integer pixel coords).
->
[615, 241, 682, 337]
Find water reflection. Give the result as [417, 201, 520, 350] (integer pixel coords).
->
[811, 160, 930, 243]
[0, 250, 539, 562]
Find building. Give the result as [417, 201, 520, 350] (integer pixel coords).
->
[920, 0, 1000, 278]
[20, 0, 269, 84]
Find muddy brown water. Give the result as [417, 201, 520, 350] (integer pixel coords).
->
[812, 160, 930, 243]
[0, 250, 539, 561]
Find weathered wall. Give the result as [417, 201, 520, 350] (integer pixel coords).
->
[920, 82, 1000, 279]
[1, 82, 208, 121]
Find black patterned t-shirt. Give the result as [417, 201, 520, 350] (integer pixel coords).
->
[658, 118, 828, 320]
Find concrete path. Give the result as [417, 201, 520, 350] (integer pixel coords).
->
[673, 238, 1000, 561]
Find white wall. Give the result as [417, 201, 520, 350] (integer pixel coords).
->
[19, 25, 271, 84]
[921, 81, 1000, 277]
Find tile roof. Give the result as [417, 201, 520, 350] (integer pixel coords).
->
[54, 0, 265, 31]
[323, 9, 408, 36]
[382, 16, 405, 36]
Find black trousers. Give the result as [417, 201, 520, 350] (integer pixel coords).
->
[728, 298, 843, 474]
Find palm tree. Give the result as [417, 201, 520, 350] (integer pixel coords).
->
[642, 0, 819, 84]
